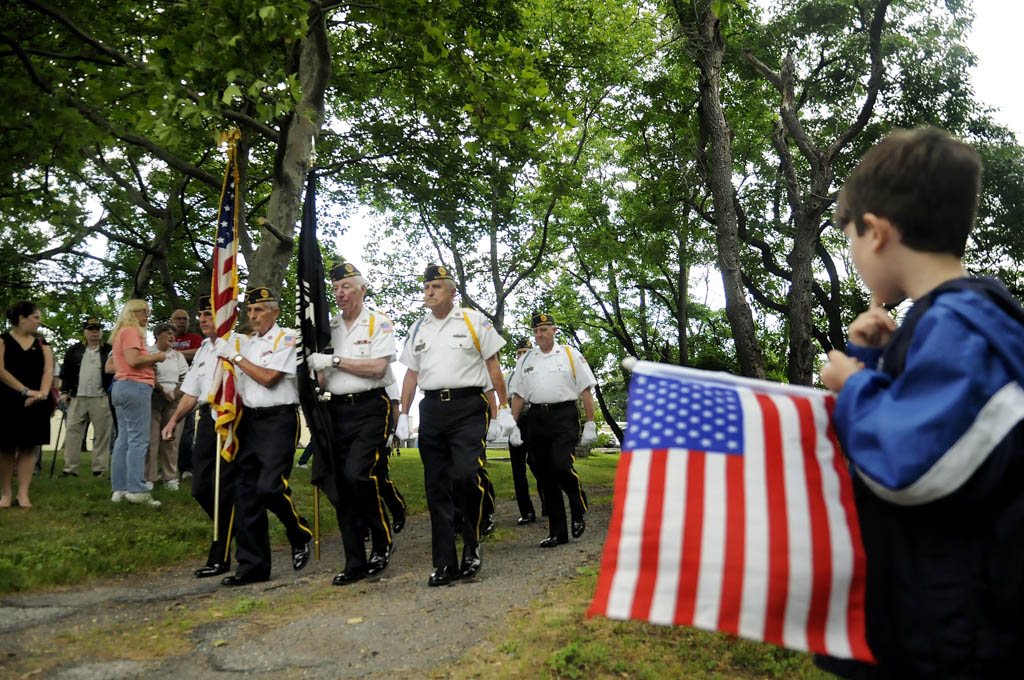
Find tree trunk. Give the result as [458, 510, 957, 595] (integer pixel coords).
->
[246, 3, 330, 292]
[681, 0, 765, 379]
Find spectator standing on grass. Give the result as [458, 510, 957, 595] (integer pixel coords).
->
[169, 308, 202, 479]
[58, 317, 114, 478]
[0, 301, 54, 509]
[147, 323, 188, 489]
[109, 299, 166, 508]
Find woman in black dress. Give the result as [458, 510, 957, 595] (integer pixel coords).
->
[0, 301, 54, 508]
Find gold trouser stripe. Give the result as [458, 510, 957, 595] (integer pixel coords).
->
[368, 394, 392, 543]
[281, 474, 313, 538]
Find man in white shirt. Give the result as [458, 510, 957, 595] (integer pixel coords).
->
[505, 338, 543, 525]
[213, 287, 313, 586]
[147, 323, 189, 488]
[396, 264, 515, 586]
[308, 262, 399, 586]
[509, 312, 598, 547]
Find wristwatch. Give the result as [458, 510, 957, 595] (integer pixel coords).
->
[231, 353, 244, 365]
[332, 355, 341, 368]
[20, 387, 29, 396]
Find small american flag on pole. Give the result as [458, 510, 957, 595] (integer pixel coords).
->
[589, 360, 874, 663]
[209, 131, 241, 462]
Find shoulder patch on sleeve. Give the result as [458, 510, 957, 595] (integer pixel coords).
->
[283, 335, 297, 347]
[380, 321, 393, 333]
[481, 319, 493, 331]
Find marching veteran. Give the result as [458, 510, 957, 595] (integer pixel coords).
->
[396, 264, 515, 586]
[509, 312, 598, 547]
[213, 287, 313, 586]
[308, 262, 398, 586]
[162, 295, 235, 578]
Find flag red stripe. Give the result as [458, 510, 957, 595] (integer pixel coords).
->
[717, 452, 746, 634]
[587, 450, 634, 617]
[794, 396, 832, 653]
[824, 397, 875, 662]
[757, 394, 789, 647]
[674, 452, 705, 624]
[630, 449, 668, 619]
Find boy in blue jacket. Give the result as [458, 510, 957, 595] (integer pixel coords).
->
[819, 127, 1024, 679]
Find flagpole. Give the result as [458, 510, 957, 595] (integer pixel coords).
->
[313, 486, 320, 561]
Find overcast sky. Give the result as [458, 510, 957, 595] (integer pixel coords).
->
[969, 0, 1023, 137]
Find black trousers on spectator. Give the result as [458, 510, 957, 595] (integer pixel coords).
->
[191, 404, 235, 567]
[418, 391, 489, 571]
[523, 402, 587, 541]
[233, 405, 311, 580]
[327, 389, 392, 570]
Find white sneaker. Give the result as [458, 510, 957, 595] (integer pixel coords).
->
[144, 481, 154, 491]
[111, 491, 125, 503]
[124, 492, 161, 507]
[165, 479, 180, 491]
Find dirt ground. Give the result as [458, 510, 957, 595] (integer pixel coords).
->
[0, 487, 611, 679]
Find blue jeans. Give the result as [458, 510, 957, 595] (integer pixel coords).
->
[111, 379, 153, 493]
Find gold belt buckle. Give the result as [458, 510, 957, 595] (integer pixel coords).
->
[439, 389, 451, 402]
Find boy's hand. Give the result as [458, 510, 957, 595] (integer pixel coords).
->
[820, 350, 865, 392]
[848, 304, 896, 348]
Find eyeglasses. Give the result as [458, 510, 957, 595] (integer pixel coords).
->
[133, 309, 150, 315]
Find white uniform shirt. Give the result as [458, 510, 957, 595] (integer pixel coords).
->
[399, 307, 505, 391]
[324, 307, 397, 395]
[181, 338, 218, 400]
[77, 346, 104, 397]
[148, 345, 189, 394]
[385, 380, 400, 401]
[511, 343, 597, 404]
[236, 323, 298, 407]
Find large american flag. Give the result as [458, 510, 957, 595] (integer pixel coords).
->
[589, 361, 874, 663]
[209, 136, 241, 462]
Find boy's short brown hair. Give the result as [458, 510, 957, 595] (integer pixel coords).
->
[835, 127, 982, 257]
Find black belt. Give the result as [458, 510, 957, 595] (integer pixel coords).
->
[423, 387, 484, 402]
[329, 387, 386, 405]
[243, 404, 296, 416]
[532, 400, 576, 411]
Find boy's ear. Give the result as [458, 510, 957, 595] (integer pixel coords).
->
[861, 213, 897, 252]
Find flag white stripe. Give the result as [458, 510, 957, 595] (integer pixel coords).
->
[813, 397, 855, 659]
[774, 394, 813, 652]
[738, 387, 769, 641]
[693, 453, 726, 631]
[650, 451, 687, 625]
[606, 449, 651, 618]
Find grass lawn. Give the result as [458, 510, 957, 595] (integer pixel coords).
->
[0, 448, 620, 593]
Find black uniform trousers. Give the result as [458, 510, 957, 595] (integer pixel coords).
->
[418, 390, 489, 570]
[190, 404, 235, 567]
[374, 446, 406, 523]
[327, 388, 392, 570]
[233, 405, 312, 580]
[524, 402, 588, 540]
[509, 413, 543, 518]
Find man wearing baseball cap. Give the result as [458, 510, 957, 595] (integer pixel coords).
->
[58, 317, 114, 477]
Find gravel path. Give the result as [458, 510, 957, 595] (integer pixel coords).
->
[0, 485, 611, 679]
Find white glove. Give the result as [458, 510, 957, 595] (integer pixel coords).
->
[497, 408, 516, 435]
[395, 414, 410, 441]
[214, 338, 233, 359]
[385, 433, 397, 448]
[486, 420, 501, 442]
[509, 426, 523, 447]
[308, 352, 334, 371]
[580, 421, 597, 446]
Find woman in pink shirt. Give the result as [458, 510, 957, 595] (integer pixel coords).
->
[109, 299, 166, 507]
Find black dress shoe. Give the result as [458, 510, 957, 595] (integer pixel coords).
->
[460, 543, 482, 579]
[428, 564, 458, 587]
[481, 514, 496, 536]
[221, 573, 268, 587]
[58, 471, 77, 478]
[392, 513, 406, 534]
[516, 512, 537, 526]
[366, 543, 393, 577]
[92, 471, 104, 478]
[571, 518, 586, 539]
[539, 535, 569, 548]
[194, 563, 230, 578]
[332, 566, 367, 586]
[292, 540, 312, 571]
